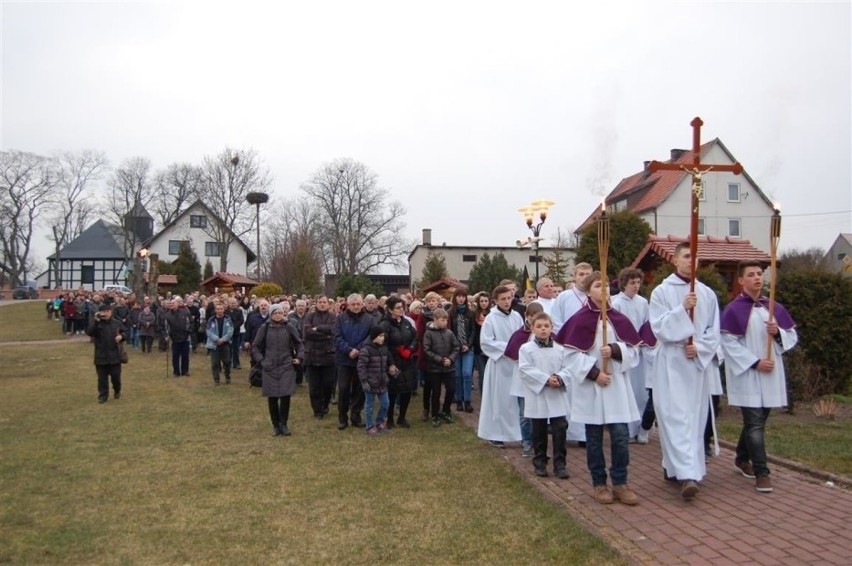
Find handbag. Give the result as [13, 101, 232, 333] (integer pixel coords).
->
[119, 343, 129, 364]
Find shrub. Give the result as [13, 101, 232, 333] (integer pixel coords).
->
[334, 274, 385, 298]
[252, 282, 283, 298]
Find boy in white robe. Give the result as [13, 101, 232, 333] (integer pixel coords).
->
[518, 312, 572, 479]
[721, 261, 797, 493]
[477, 285, 524, 446]
[504, 302, 544, 458]
[649, 243, 720, 500]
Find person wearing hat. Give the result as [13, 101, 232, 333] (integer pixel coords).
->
[86, 304, 127, 403]
[251, 303, 304, 436]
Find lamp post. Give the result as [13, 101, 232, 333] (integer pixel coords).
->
[518, 199, 555, 282]
[246, 191, 269, 279]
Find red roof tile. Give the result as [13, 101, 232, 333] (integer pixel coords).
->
[630, 235, 771, 268]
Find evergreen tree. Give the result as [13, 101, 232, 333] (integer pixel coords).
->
[203, 259, 214, 280]
[575, 211, 653, 279]
[542, 227, 573, 287]
[418, 250, 449, 289]
[173, 240, 202, 296]
[335, 273, 385, 298]
[466, 252, 522, 296]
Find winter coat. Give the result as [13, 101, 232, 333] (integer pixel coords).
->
[252, 321, 304, 398]
[333, 310, 374, 367]
[423, 324, 460, 374]
[227, 307, 245, 337]
[164, 307, 192, 342]
[86, 316, 127, 365]
[138, 310, 157, 337]
[128, 306, 141, 328]
[302, 310, 337, 366]
[415, 308, 435, 370]
[113, 305, 130, 327]
[244, 311, 270, 344]
[357, 342, 389, 393]
[380, 315, 418, 393]
[450, 308, 475, 350]
[206, 315, 235, 350]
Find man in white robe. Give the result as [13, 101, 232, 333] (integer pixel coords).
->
[721, 261, 797, 493]
[531, 277, 557, 315]
[649, 243, 720, 499]
[477, 285, 524, 445]
[611, 268, 651, 441]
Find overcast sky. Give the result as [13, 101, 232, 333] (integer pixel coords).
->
[2, 0, 850, 270]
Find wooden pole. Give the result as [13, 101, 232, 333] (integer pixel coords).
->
[766, 209, 782, 360]
[598, 204, 610, 373]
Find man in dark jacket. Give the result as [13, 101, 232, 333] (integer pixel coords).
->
[288, 299, 307, 385]
[86, 304, 127, 403]
[333, 294, 374, 430]
[244, 299, 271, 387]
[303, 296, 337, 418]
[164, 296, 192, 377]
[227, 297, 245, 369]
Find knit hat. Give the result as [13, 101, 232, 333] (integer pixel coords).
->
[269, 304, 284, 315]
[369, 327, 385, 341]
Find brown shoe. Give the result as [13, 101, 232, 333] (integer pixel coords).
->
[593, 485, 614, 504]
[680, 480, 699, 499]
[613, 484, 639, 506]
[755, 475, 773, 493]
[735, 461, 756, 479]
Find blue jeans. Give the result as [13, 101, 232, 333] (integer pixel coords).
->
[736, 407, 772, 477]
[364, 391, 389, 430]
[454, 350, 474, 402]
[585, 422, 630, 486]
[517, 397, 532, 446]
[231, 332, 244, 367]
[130, 327, 140, 348]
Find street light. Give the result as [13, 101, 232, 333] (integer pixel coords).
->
[518, 200, 555, 282]
[246, 191, 269, 279]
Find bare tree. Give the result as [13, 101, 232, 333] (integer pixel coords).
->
[46, 150, 107, 288]
[197, 147, 272, 272]
[0, 150, 54, 285]
[300, 158, 413, 274]
[151, 162, 203, 228]
[263, 197, 323, 293]
[106, 156, 155, 257]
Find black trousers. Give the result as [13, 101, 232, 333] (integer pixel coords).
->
[388, 391, 411, 423]
[337, 365, 364, 425]
[532, 416, 568, 472]
[307, 365, 336, 416]
[640, 389, 656, 431]
[704, 394, 721, 449]
[267, 396, 291, 426]
[140, 336, 154, 353]
[428, 372, 455, 417]
[96, 363, 122, 399]
[210, 344, 231, 383]
[736, 407, 773, 477]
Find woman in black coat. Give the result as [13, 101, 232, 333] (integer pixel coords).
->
[251, 304, 304, 436]
[379, 296, 418, 428]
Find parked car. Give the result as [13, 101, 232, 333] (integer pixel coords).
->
[12, 286, 39, 300]
[102, 284, 133, 295]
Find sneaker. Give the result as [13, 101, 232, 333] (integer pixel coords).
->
[680, 480, 699, 499]
[521, 443, 533, 458]
[736, 461, 756, 479]
[755, 475, 773, 493]
[440, 412, 454, 424]
[613, 484, 639, 506]
[594, 485, 614, 504]
[431, 417, 442, 428]
[366, 427, 379, 436]
[637, 429, 650, 444]
[534, 467, 548, 478]
[554, 468, 570, 480]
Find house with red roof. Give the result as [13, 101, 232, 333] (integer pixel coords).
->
[577, 139, 777, 254]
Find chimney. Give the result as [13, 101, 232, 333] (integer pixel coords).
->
[670, 148, 686, 161]
[422, 228, 432, 246]
[643, 160, 651, 178]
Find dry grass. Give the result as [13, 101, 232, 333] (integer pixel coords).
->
[0, 301, 67, 342]
[812, 397, 838, 420]
[0, 340, 621, 565]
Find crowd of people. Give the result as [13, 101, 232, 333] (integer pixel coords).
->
[71, 248, 798, 505]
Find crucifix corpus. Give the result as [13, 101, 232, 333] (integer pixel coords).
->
[648, 117, 744, 328]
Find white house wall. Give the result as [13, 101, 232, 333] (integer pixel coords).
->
[146, 208, 249, 275]
[653, 145, 773, 252]
[44, 259, 127, 291]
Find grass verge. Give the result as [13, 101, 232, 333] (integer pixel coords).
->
[0, 301, 67, 342]
[0, 342, 621, 565]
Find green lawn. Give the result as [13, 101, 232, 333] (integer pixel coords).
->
[0, 342, 622, 565]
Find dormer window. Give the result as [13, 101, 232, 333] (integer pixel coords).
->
[190, 215, 207, 228]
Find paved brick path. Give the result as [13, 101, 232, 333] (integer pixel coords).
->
[456, 401, 851, 565]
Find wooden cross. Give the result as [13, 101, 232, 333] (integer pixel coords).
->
[649, 117, 744, 314]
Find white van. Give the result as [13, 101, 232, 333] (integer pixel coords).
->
[103, 284, 133, 295]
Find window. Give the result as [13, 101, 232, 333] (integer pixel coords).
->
[728, 219, 741, 237]
[168, 240, 185, 255]
[462, 254, 477, 262]
[727, 183, 741, 202]
[839, 253, 847, 261]
[614, 200, 627, 212]
[190, 215, 207, 228]
[205, 241, 224, 257]
[697, 218, 705, 235]
[80, 265, 94, 284]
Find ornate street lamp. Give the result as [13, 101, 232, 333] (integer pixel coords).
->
[518, 199, 555, 282]
[246, 191, 269, 279]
